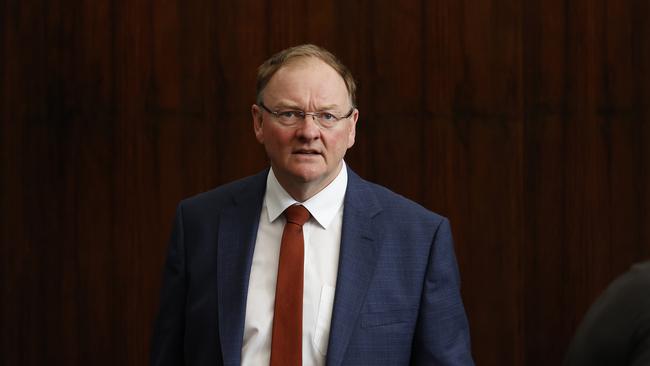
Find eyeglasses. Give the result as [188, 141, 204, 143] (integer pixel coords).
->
[259, 103, 355, 129]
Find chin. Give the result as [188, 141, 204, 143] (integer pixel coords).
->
[287, 166, 326, 184]
[291, 171, 323, 184]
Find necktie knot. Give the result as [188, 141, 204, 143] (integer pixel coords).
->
[284, 205, 310, 226]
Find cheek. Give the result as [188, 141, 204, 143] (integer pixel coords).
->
[327, 132, 352, 156]
[264, 127, 293, 150]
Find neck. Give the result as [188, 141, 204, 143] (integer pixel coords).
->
[274, 163, 343, 202]
[285, 185, 320, 202]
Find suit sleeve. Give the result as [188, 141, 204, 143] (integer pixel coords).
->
[151, 204, 187, 366]
[564, 263, 650, 366]
[631, 321, 650, 366]
[411, 218, 474, 365]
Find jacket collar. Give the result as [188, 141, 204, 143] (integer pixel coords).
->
[326, 167, 382, 366]
[217, 169, 267, 366]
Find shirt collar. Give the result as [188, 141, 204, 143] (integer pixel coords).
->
[265, 162, 348, 229]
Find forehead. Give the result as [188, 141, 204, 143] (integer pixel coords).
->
[263, 57, 349, 106]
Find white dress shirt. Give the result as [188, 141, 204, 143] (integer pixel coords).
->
[241, 163, 348, 366]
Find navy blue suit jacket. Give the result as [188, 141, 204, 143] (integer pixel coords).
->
[151, 167, 474, 365]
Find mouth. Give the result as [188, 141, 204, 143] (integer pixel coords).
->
[293, 149, 321, 156]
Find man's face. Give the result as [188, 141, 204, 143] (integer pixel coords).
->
[252, 57, 358, 197]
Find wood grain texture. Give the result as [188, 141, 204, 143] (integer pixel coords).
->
[2, 0, 649, 365]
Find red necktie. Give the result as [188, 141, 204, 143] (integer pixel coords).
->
[270, 205, 311, 366]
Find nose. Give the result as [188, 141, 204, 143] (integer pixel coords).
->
[295, 114, 321, 141]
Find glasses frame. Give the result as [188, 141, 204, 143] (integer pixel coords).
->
[258, 103, 355, 128]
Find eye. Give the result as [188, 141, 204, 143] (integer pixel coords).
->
[278, 110, 302, 119]
[319, 112, 337, 121]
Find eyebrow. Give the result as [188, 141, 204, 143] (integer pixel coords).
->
[317, 104, 341, 111]
[270, 102, 343, 112]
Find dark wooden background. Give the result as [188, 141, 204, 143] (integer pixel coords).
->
[2, 0, 649, 365]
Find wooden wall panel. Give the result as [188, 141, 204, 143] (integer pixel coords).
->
[2, 0, 649, 365]
[522, 0, 650, 364]
[421, 1, 525, 364]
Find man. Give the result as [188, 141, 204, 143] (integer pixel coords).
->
[151, 44, 474, 366]
[564, 261, 650, 366]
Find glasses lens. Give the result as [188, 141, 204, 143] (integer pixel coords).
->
[277, 111, 302, 125]
[315, 112, 337, 128]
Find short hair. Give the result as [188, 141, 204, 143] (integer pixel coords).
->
[255, 44, 357, 107]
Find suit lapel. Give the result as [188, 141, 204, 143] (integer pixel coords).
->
[217, 171, 267, 366]
[326, 168, 382, 366]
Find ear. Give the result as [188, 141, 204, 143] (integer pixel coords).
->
[346, 108, 359, 148]
[252, 104, 264, 144]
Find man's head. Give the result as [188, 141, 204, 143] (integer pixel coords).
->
[252, 44, 359, 201]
